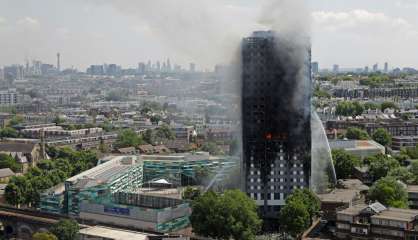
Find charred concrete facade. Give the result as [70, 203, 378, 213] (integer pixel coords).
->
[241, 31, 311, 218]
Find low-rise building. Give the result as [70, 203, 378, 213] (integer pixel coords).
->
[0, 168, 14, 182]
[408, 185, 418, 209]
[329, 140, 385, 159]
[318, 179, 368, 223]
[0, 141, 43, 172]
[40, 155, 192, 233]
[336, 202, 418, 239]
[392, 136, 418, 151]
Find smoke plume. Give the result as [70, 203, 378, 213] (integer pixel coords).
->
[87, 0, 260, 67]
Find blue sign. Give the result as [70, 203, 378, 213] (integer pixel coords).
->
[104, 206, 130, 216]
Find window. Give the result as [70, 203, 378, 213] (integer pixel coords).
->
[274, 193, 280, 200]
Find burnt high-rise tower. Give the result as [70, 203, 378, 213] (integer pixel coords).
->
[241, 31, 311, 219]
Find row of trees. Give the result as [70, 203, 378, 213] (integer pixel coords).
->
[32, 219, 79, 240]
[189, 188, 320, 240]
[344, 127, 392, 146]
[332, 149, 411, 208]
[359, 74, 392, 87]
[4, 147, 97, 207]
[114, 125, 176, 149]
[335, 101, 398, 117]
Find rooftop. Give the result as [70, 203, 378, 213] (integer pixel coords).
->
[329, 140, 384, 150]
[338, 204, 368, 216]
[318, 189, 359, 203]
[0, 142, 37, 153]
[79, 226, 152, 240]
[371, 208, 418, 222]
[0, 168, 14, 178]
[408, 185, 418, 193]
[66, 155, 140, 188]
[135, 187, 182, 199]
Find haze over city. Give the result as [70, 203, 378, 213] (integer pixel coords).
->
[1, 0, 418, 70]
[1, 0, 418, 239]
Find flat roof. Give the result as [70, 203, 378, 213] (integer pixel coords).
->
[318, 189, 359, 203]
[135, 187, 182, 199]
[79, 226, 152, 240]
[407, 185, 418, 193]
[329, 140, 384, 150]
[66, 155, 140, 187]
[371, 208, 418, 222]
[338, 204, 368, 216]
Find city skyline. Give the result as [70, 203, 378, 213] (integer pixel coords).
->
[1, 0, 418, 70]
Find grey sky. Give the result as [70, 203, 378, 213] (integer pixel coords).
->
[0, 0, 417, 71]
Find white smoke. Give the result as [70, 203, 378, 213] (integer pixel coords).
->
[87, 0, 261, 68]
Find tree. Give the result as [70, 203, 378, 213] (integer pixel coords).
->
[4, 176, 29, 206]
[335, 101, 364, 116]
[8, 115, 24, 127]
[155, 124, 175, 140]
[368, 176, 408, 208]
[32, 232, 58, 240]
[345, 127, 370, 140]
[53, 116, 65, 125]
[279, 198, 310, 238]
[332, 149, 361, 179]
[381, 101, 398, 112]
[150, 115, 162, 125]
[50, 219, 79, 240]
[194, 166, 212, 185]
[409, 161, 418, 183]
[115, 129, 143, 148]
[372, 128, 392, 146]
[285, 189, 320, 222]
[4, 147, 98, 207]
[190, 190, 261, 240]
[368, 154, 400, 181]
[0, 127, 18, 138]
[388, 167, 413, 184]
[364, 102, 379, 110]
[182, 186, 201, 201]
[143, 129, 154, 144]
[0, 153, 20, 172]
[200, 142, 224, 155]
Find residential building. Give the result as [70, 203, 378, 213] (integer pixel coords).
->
[392, 136, 418, 151]
[0, 168, 15, 182]
[0, 89, 19, 106]
[336, 202, 418, 239]
[312, 62, 319, 75]
[0, 141, 43, 172]
[241, 30, 311, 219]
[407, 185, 418, 209]
[333, 64, 339, 73]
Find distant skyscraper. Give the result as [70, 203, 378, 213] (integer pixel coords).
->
[364, 66, 369, 73]
[241, 31, 311, 219]
[312, 62, 319, 75]
[332, 64, 339, 73]
[57, 53, 61, 72]
[146, 60, 151, 72]
[156, 61, 161, 72]
[384, 62, 388, 73]
[87, 65, 104, 75]
[138, 62, 146, 74]
[189, 63, 196, 72]
[0, 68, 4, 81]
[373, 63, 378, 72]
[106, 64, 119, 76]
[167, 58, 171, 72]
